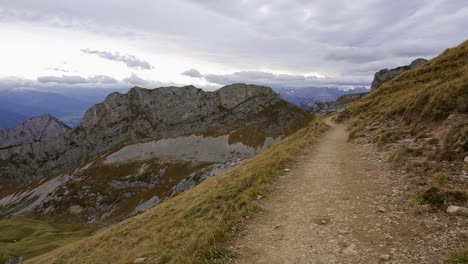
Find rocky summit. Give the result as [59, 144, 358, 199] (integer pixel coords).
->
[371, 58, 427, 90]
[0, 114, 70, 148]
[0, 84, 311, 224]
[0, 84, 309, 183]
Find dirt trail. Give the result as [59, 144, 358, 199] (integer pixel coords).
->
[229, 118, 464, 263]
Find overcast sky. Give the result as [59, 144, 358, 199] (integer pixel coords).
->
[0, 0, 466, 91]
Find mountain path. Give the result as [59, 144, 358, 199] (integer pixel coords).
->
[228, 117, 462, 263]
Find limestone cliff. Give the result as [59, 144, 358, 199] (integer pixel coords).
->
[0, 84, 311, 183]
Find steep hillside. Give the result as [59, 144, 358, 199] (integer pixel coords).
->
[25, 118, 327, 264]
[339, 40, 468, 210]
[370, 58, 427, 90]
[0, 84, 312, 226]
[0, 115, 70, 148]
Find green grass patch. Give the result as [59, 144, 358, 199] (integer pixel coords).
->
[447, 248, 468, 264]
[0, 217, 96, 262]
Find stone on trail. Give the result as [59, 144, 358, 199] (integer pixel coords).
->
[133, 257, 146, 263]
[446, 205, 468, 216]
[342, 243, 358, 255]
[379, 254, 391, 261]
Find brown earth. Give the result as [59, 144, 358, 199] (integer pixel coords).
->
[229, 117, 467, 264]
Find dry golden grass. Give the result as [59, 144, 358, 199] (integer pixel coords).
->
[339, 40, 468, 160]
[340, 40, 467, 122]
[26, 118, 327, 264]
[339, 40, 468, 260]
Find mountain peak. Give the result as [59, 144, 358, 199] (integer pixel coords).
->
[0, 83, 310, 183]
[0, 114, 70, 148]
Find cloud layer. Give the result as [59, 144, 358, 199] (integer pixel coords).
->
[0, 74, 175, 91]
[81, 49, 154, 70]
[183, 70, 369, 89]
[0, 0, 467, 89]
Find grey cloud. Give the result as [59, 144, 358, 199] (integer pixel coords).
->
[38, 75, 88, 84]
[37, 75, 118, 84]
[123, 73, 149, 86]
[81, 49, 154, 70]
[203, 71, 370, 89]
[325, 47, 382, 63]
[1, 0, 467, 82]
[181, 69, 203, 78]
[0, 74, 176, 91]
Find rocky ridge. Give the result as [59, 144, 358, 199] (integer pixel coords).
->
[0, 84, 309, 183]
[0, 83, 311, 224]
[309, 93, 369, 115]
[371, 58, 427, 90]
[0, 114, 70, 148]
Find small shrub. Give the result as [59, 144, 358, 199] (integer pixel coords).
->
[427, 138, 439, 145]
[445, 190, 468, 205]
[406, 195, 430, 214]
[447, 248, 468, 264]
[421, 187, 445, 207]
[431, 174, 448, 187]
[420, 187, 467, 208]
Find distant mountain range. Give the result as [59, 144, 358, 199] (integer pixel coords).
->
[272, 86, 369, 109]
[0, 88, 129, 129]
[0, 114, 70, 148]
[0, 86, 367, 130]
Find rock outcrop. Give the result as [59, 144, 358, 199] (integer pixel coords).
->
[0, 114, 70, 148]
[0, 84, 312, 224]
[0, 84, 311, 183]
[310, 92, 368, 115]
[371, 58, 427, 90]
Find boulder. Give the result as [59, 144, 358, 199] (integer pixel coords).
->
[133, 257, 146, 263]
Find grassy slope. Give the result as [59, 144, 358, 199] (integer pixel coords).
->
[338, 41, 468, 263]
[0, 218, 95, 262]
[339, 40, 468, 160]
[26, 118, 327, 264]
